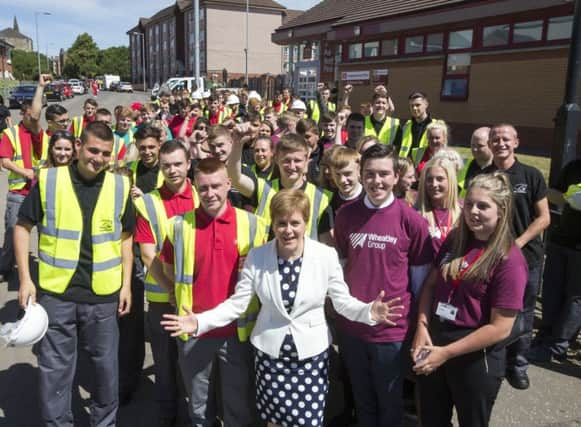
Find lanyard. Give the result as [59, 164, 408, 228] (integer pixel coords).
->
[448, 248, 485, 302]
[433, 210, 452, 240]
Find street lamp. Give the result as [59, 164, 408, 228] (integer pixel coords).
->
[34, 11, 51, 77]
[131, 32, 146, 91]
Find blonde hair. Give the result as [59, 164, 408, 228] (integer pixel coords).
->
[355, 135, 379, 154]
[417, 157, 461, 229]
[441, 172, 514, 282]
[394, 156, 416, 206]
[432, 147, 464, 173]
[270, 189, 310, 224]
[426, 120, 449, 144]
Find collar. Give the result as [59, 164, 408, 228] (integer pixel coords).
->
[160, 179, 193, 200]
[69, 161, 106, 185]
[364, 192, 395, 209]
[197, 201, 235, 224]
[339, 183, 363, 201]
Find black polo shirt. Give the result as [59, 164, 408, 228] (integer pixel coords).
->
[464, 158, 492, 190]
[482, 159, 547, 266]
[549, 159, 581, 249]
[135, 161, 160, 194]
[394, 114, 433, 150]
[18, 163, 135, 304]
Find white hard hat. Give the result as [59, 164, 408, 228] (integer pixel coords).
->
[248, 91, 262, 102]
[290, 99, 307, 111]
[0, 298, 49, 347]
[226, 94, 240, 105]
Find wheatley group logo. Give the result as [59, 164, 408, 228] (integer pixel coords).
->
[349, 232, 398, 250]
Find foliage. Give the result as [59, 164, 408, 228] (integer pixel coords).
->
[62, 33, 100, 79]
[98, 46, 130, 80]
[11, 49, 52, 80]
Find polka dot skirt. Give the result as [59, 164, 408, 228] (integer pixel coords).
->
[254, 257, 330, 427]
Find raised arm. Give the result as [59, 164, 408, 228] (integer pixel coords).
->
[226, 123, 256, 198]
[29, 74, 51, 134]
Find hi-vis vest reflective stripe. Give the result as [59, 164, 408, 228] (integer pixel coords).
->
[204, 109, 228, 124]
[38, 167, 130, 295]
[457, 158, 472, 198]
[251, 164, 274, 181]
[133, 185, 200, 303]
[308, 100, 336, 124]
[364, 115, 400, 145]
[3, 125, 47, 191]
[399, 119, 431, 165]
[269, 100, 288, 113]
[255, 179, 331, 240]
[111, 129, 135, 168]
[129, 161, 164, 189]
[168, 208, 267, 341]
[72, 116, 85, 139]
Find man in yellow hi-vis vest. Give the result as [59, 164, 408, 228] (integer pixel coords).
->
[395, 91, 436, 165]
[307, 82, 336, 124]
[150, 158, 267, 427]
[70, 98, 98, 138]
[15, 121, 135, 425]
[133, 141, 198, 426]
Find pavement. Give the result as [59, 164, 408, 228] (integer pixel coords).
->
[0, 91, 580, 426]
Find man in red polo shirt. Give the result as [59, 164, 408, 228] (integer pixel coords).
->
[155, 158, 264, 426]
[0, 101, 44, 279]
[134, 140, 196, 427]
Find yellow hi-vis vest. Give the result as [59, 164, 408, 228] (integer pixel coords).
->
[399, 119, 431, 165]
[111, 128, 135, 168]
[133, 185, 200, 303]
[37, 167, 130, 295]
[71, 116, 85, 139]
[255, 179, 331, 240]
[308, 100, 336, 124]
[203, 109, 228, 124]
[3, 124, 48, 191]
[167, 208, 267, 341]
[128, 160, 164, 189]
[457, 158, 473, 198]
[364, 115, 400, 145]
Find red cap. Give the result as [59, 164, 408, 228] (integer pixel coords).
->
[131, 102, 142, 111]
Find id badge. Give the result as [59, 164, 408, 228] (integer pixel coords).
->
[436, 302, 458, 321]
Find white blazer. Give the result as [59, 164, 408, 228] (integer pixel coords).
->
[196, 237, 376, 360]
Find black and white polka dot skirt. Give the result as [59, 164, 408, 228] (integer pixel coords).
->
[254, 333, 329, 426]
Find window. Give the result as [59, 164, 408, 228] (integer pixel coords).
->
[405, 35, 423, 54]
[364, 41, 379, 57]
[548, 16, 573, 40]
[426, 33, 443, 52]
[483, 24, 509, 47]
[513, 20, 543, 43]
[441, 54, 471, 100]
[448, 29, 473, 50]
[381, 38, 398, 56]
[348, 43, 362, 59]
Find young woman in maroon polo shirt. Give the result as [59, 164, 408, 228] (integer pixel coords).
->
[412, 172, 528, 427]
[416, 157, 462, 256]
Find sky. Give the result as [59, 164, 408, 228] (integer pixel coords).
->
[1, 0, 321, 57]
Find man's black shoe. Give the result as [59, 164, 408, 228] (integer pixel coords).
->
[506, 371, 530, 390]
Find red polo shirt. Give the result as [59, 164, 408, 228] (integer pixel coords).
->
[0, 123, 44, 195]
[168, 115, 195, 139]
[160, 202, 239, 338]
[135, 181, 195, 244]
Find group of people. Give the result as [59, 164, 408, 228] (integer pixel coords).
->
[0, 71, 579, 427]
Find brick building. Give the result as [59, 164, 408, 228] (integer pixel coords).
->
[0, 17, 33, 53]
[0, 39, 14, 80]
[272, 0, 577, 154]
[128, 0, 291, 90]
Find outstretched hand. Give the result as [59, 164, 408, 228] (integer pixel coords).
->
[370, 291, 404, 326]
[161, 306, 199, 337]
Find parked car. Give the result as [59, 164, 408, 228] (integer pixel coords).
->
[69, 79, 85, 95]
[109, 81, 120, 92]
[8, 85, 46, 109]
[118, 82, 134, 93]
[44, 83, 66, 102]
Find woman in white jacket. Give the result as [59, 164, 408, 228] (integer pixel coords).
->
[162, 189, 403, 427]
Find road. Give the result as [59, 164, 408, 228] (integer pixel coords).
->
[1, 91, 580, 426]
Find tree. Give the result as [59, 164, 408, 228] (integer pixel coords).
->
[98, 46, 130, 80]
[63, 33, 99, 78]
[11, 49, 51, 80]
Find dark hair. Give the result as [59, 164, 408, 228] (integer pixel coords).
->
[84, 98, 98, 107]
[296, 118, 318, 135]
[360, 143, 398, 170]
[135, 125, 162, 142]
[0, 95, 4, 105]
[95, 108, 112, 117]
[408, 91, 428, 101]
[47, 130, 75, 167]
[194, 117, 210, 130]
[347, 112, 365, 124]
[45, 104, 68, 122]
[20, 100, 32, 112]
[177, 99, 191, 110]
[81, 121, 114, 144]
[254, 135, 274, 150]
[259, 120, 274, 135]
[159, 139, 190, 161]
[319, 112, 336, 124]
[247, 112, 261, 124]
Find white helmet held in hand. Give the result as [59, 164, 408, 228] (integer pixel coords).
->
[0, 298, 49, 347]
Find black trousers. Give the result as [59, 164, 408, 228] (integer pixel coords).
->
[118, 256, 145, 399]
[417, 321, 504, 427]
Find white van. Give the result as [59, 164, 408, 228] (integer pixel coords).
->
[152, 77, 210, 98]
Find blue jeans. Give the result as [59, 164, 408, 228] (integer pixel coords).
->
[506, 263, 542, 375]
[536, 242, 581, 355]
[338, 333, 404, 427]
[0, 192, 25, 272]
